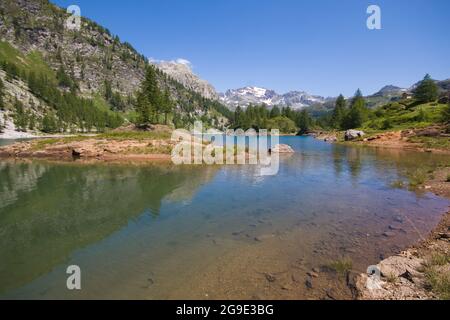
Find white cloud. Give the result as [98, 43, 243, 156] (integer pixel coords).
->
[149, 57, 194, 70]
[175, 58, 192, 67]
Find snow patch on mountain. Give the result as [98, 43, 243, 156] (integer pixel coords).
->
[220, 86, 327, 110]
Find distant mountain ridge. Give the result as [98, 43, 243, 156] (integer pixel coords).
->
[219, 86, 328, 110]
[221, 78, 450, 112]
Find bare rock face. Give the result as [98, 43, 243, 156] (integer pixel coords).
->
[156, 60, 219, 100]
[0, 0, 146, 97]
[355, 252, 433, 300]
[271, 144, 295, 153]
[378, 255, 425, 278]
[345, 130, 365, 141]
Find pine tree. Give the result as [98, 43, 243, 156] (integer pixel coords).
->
[161, 89, 174, 125]
[141, 65, 162, 122]
[0, 78, 5, 110]
[414, 74, 438, 103]
[331, 94, 346, 129]
[296, 110, 312, 135]
[13, 98, 28, 132]
[343, 89, 368, 129]
[56, 65, 73, 88]
[136, 91, 152, 126]
[42, 112, 58, 133]
[270, 106, 281, 118]
[104, 80, 113, 102]
[234, 106, 243, 129]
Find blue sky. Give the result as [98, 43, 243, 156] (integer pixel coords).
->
[52, 0, 450, 97]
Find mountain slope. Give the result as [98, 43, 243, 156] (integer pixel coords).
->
[0, 0, 231, 136]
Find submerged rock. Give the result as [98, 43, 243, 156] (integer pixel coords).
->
[383, 231, 396, 238]
[271, 144, 295, 153]
[305, 279, 313, 289]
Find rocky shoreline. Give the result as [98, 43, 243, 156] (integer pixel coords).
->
[0, 138, 175, 162]
[313, 126, 450, 155]
[311, 128, 450, 299]
[353, 164, 450, 300]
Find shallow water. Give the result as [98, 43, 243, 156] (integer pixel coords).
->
[0, 137, 449, 299]
[0, 139, 29, 147]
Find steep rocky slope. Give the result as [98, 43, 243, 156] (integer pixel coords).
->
[0, 0, 231, 136]
[156, 59, 219, 100]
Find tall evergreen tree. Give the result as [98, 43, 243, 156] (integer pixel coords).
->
[161, 89, 174, 125]
[414, 74, 438, 103]
[141, 65, 162, 122]
[296, 110, 312, 135]
[56, 65, 73, 89]
[135, 66, 166, 126]
[42, 112, 58, 133]
[0, 78, 5, 110]
[270, 106, 281, 118]
[13, 98, 28, 132]
[234, 106, 244, 129]
[331, 94, 346, 129]
[104, 80, 113, 102]
[343, 89, 368, 129]
[136, 91, 152, 126]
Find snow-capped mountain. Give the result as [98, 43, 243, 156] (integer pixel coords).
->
[219, 86, 326, 110]
[155, 59, 219, 100]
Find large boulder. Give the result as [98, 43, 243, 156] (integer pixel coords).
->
[271, 144, 295, 153]
[345, 130, 365, 141]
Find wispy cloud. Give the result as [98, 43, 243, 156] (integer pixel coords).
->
[149, 57, 193, 69]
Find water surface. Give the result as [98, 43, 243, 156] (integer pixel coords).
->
[0, 137, 449, 299]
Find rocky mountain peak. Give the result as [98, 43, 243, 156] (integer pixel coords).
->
[155, 59, 219, 100]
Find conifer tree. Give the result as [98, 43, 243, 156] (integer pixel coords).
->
[270, 106, 281, 118]
[331, 94, 346, 129]
[0, 78, 5, 110]
[343, 89, 368, 129]
[414, 74, 438, 103]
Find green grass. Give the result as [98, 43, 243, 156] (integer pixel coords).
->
[430, 254, 450, 267]
[125, 144, 173, 155]
[361, 100, 448, 133]
[0, 41, 56, 83]
[98, 131, 172, 141]
[407, 168, 428, 189]
[390, 180, 406, 189]
[92, 94, 113, 112]
[0, 41, 21, 64]
[328, 258, 353, 276]
[425, 269, 450, 300]
[386, 273, 398, 284]
[408, 136, 450, 151]
[423, 253, 450, 300]
[31, 136, 92, 150]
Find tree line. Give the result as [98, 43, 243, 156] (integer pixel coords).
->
[321, 74, 446, 131]
[232, 104, 313, 134]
